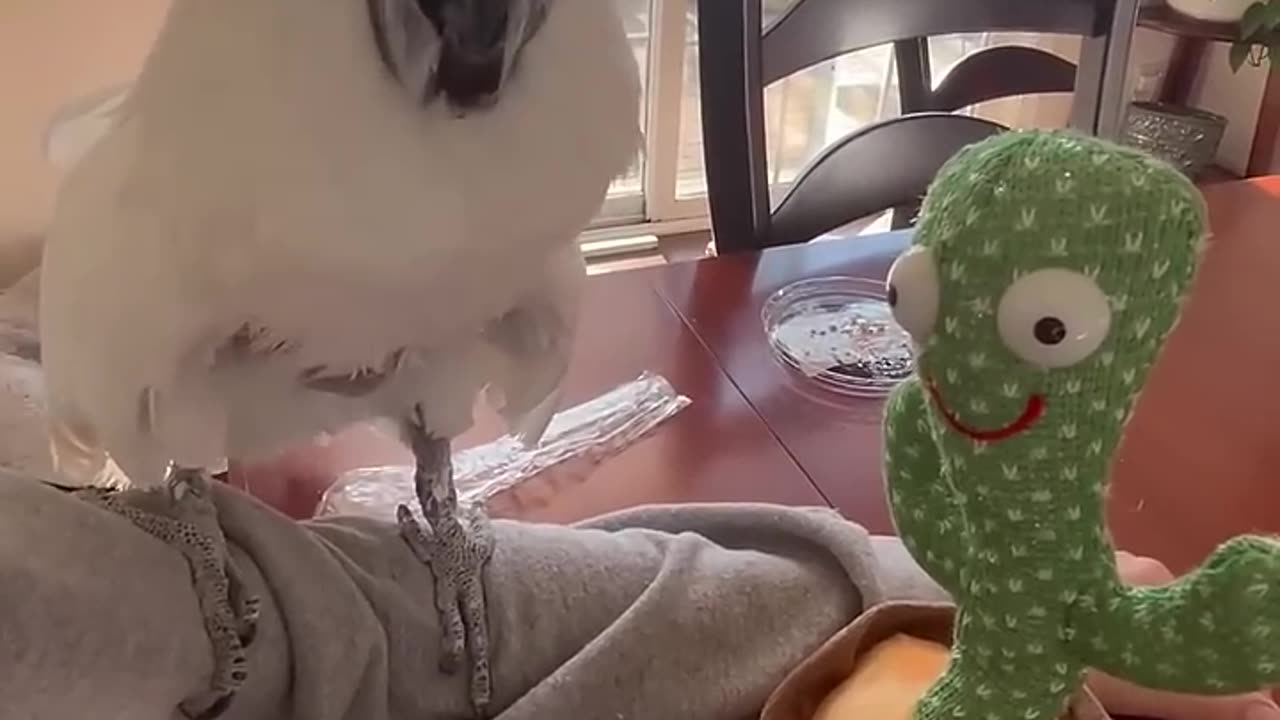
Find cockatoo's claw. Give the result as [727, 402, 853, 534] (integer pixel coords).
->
[228, 559, 262, 647]
[397, 501, 495, 713]
[398, 504, 463, 672]
[179, 690, 234, 720]
[75, 469, 258, 720]
[397, 430, 495, 718]
[459, 505, 494, 714]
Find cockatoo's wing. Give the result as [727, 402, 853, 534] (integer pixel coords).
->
[482, 241, 586, 446]
[40, 112, 246, 488]
[45, 84, 129, 174]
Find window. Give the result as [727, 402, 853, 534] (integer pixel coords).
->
[25, 1, 1078, 251]
[593, 0, 1079, 239]
[595, 0, 654, 226]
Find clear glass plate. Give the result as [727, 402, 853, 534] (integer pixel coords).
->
[762, 276, 915, 398]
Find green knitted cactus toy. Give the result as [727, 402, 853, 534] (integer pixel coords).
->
[883, 129, 1280, 720]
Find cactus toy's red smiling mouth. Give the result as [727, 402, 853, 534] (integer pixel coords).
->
[926, 376, 1045, 442]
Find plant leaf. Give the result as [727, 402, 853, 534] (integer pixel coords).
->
[1266, 0, 1280, 29]
[1243, 2, 1269, 38]
[1231, 41, 1253, 72]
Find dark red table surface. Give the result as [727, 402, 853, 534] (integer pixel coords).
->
[657, 231, 907, 536]
[233, 268, 827, 521]
[657, 176, 1280, 575]
[473, 268, 829, 523]
[236, 177, 1280, 577]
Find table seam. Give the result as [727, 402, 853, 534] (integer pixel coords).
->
[647, 281, 836, 511]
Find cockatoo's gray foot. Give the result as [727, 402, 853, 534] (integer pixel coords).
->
[396, 408, 495, 718]
[75, 467, 259, 720]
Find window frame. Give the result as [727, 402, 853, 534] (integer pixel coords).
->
[591, 1, 1017, 246]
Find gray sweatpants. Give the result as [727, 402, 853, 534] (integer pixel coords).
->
[0, 472, 946, 720]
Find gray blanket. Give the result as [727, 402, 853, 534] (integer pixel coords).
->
[0, 473, 945, 720]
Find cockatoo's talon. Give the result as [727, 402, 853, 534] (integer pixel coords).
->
[75, 469, 256, 720]
[399, 434, 495, 717]
[233, 583, 262, 647]
[439, 646, 462, 674]
[225, 554, 261, 646]
[460, 507, 495, 714]
[179, 690, 233, 720]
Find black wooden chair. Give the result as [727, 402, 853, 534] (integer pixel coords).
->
[697, 0, 1142, 253]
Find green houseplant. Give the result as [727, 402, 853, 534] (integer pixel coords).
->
[1232, 0, 1280, 70]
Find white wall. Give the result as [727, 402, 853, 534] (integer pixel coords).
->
[0, 0, 169, 285]
[1187, 43, 1270, 174]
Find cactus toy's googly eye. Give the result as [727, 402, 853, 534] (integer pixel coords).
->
[886, 245, 939, 341]
[997, 268, 1111, 369]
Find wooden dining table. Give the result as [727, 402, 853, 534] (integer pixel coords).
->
[236, 175, 1280, 577]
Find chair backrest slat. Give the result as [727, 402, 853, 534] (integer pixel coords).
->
[698, 0, 1139, 253]
[762, 0, 1102, 86]
[927, 45, 1079, 113]
[770, 114, 1007, 247]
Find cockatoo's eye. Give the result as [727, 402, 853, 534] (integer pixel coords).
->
[886, 245, 940, 342]
[997, 268, 1111, 369]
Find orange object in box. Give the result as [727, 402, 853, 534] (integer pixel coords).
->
[761, 603, 1109, 720]
[810, 633, 949, 720]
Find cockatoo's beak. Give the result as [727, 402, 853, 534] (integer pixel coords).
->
[372, 0, 549, 111]
[436, 0, 548, 112]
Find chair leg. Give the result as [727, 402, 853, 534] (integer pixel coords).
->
[1071, 35, 1107, 136]
[1071, 0, 1142, 139]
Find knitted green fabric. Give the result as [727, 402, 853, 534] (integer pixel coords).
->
[883, 129, 1280, 720]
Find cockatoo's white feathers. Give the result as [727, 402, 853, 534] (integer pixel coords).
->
[40, 0, 641, 488]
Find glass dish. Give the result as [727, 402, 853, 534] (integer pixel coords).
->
[762, 276, 915, 398]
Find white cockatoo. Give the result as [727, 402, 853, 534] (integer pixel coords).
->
[38, 0, 641, 716]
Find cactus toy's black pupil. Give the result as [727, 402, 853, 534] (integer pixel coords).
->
[1034, 317, 1067, 345]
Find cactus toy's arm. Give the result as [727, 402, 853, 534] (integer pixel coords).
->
[885, 378, 966, 596]
[1074, 535, 1280, 694]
